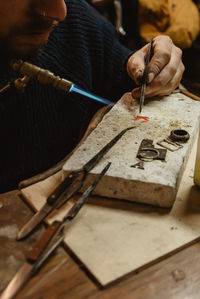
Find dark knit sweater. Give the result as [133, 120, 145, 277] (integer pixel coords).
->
[0, 0, 135, 193]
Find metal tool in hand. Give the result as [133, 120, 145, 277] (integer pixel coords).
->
[17, 126, 135, 240]
[0, 162, 111, 299]
[139, 39, 153, 114]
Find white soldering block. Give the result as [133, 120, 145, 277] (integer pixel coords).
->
[62, 92, 200, 208]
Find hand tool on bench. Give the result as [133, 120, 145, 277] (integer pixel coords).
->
[11, 60, 114, 106]
[0, 162, 111, 299]
[139, 39, 153, 114]
[17, 126, 135, 240]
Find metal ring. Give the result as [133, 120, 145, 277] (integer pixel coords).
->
[138, 148, 159, 161]
[170, 129, 190, 143]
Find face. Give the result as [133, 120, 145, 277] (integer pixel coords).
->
[0, 0, 67, 65]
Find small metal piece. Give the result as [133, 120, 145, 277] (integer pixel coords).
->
[138, 148, 159, 161]
[139, 83, 146, 114]
[137, 139, 167, 161]
[157, 138, 183, 152]
[169, 129, 190, 143]
[131, 161, 144, 170]
[13, 76, 30, 91]
[157, 129, 189, 152]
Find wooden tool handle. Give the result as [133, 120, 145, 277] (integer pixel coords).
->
[180, 89, 200, 101]
[47, 171, 80, 205]
[27, 221, 61, 263]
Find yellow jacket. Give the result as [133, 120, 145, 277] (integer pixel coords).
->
[138, 0, 200, 48]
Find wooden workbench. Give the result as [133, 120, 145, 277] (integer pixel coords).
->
[2, 82, 200, 298]
[1, 188, 200, 299]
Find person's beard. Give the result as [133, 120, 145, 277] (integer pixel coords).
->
[0, 12, 57, 70]
[0, 37, 43, 70]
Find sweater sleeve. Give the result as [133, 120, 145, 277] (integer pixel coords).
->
[82, 0, 136, 101]
[52, 0, 136, 102]
[88, 12, 136, 101]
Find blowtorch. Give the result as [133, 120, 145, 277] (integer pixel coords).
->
[6, 60, 114, 106]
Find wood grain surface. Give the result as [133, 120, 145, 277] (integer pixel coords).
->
[1, 190, 200, 298]
[18, 132, 200, 287]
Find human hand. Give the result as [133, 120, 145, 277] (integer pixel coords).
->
[127, 35, 185, 98]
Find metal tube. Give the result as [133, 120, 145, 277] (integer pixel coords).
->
[11, 60, 73, 92]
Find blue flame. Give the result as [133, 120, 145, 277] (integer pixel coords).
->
[69, 84, 114, 106]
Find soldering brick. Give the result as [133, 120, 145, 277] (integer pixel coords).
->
[62, 92, 200, 208]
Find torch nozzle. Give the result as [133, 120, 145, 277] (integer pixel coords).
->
[10, 59, 73, 92]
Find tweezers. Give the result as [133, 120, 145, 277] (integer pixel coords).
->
[139, 38, 153, 113]
[0, 163, 111, 299]
[17, 126, 135, 240]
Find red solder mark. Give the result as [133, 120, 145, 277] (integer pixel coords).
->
[134, 116, 149, 122]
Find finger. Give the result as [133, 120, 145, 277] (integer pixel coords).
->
[146, 45, 184, 90]
[131, 86, 142, 99]
[127, 44, 149, 85]
[147, 58, 184, 97]
[146, 36, 173, 83]
[149, 61, 184, 97]
[131, 60, 184, 99]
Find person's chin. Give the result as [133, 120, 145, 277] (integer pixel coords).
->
[11, 41, 44, 61]
[12, 32, 50, 59]
[20, 31, 50, 46]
